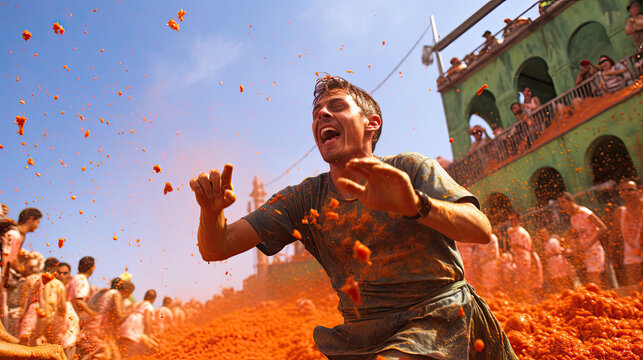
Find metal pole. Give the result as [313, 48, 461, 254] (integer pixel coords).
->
[430, 15, 445, 75]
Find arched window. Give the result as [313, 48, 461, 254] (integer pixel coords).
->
[482, 192, 514, 226]
[586, 135, 638, 205]
[531, 167, 567, 206]
[468, 89, 502, 131]
[568, 22, 616, 79]
[587, 135, 637, 185]
[482, 192, 515, 252]
[515, 57, 557, 106]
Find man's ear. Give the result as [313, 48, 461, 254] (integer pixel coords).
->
[365, 114, 381, 132]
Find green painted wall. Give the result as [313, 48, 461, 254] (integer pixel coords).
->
[441, 0, 638, 160]
[468, 93, 642, 215]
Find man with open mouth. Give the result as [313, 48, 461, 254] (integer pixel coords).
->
[190, 75, 517, 360]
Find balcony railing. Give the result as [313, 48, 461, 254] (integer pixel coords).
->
[437, 0, 569, 91]
[447, 54, 643, 187]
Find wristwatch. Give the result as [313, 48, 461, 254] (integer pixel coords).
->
[404, 189, 432, 220]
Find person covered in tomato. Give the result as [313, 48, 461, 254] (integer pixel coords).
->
[118, 289, 159, 357]
[1, 208, 42, 327]
[66, 256, 96, 327]
[610, 179, 642, 286]
[190, 75, 517, 359]
[556, 192, 608, 287]
[506, 213, 543, 302]
[77, 277, 135, 360]
[55, 262, 79, 360]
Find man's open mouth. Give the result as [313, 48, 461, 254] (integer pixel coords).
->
[320, 126, 340, 144]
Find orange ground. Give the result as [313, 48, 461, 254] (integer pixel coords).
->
[134, 281, 643, 360]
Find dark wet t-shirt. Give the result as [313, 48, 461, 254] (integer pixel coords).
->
[243, 152, 478, 322]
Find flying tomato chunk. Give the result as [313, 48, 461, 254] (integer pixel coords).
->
[163, 182, 173, 195]
[177, 8, 187, 21]
[240, 84, 244, 92]
[329, 198, 339, 209]
[325, 211, 339, 220]
[153, 164, 162, 173]
[84, 130, 90, 138]
[52, 22, 65, 35]
[58, 238, 66, 248]
[41, 272, 56, 285]
[22, 30, 32, 41]
[474, 339, 485, 352]
[340, 275, 361, 305]
[292, 229, 302, 240]
[477, 84, 488, 96]
[35, 307, 47, 318]
[352, 240, 372, 265]
[15, 116, 26, 135]
[167, 18, 179, 31]
[27, 157, 35, 166]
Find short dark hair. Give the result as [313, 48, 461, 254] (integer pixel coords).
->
[313, 75, 383, 151]
[510, 102, 521, 110]
[144, 289, 157, 302]
[18, 208, 42, 225]
[78, 256, 95, 273]
[58, 262, 71, 270]
[44, 257, 60, 272]
[163, 296, 173, 306]
[598, 55, 615, 67]
[111, 277, 135, 293]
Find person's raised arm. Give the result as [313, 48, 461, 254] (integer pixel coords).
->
[625, 15, 643, 34]
[72, 299, 96, 318]
[588, 211, 608, 239]
[337, 158, 492, 244]
[189, 164, 262, 261]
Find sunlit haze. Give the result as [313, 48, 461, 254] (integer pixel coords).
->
[1, 0, 538, 301]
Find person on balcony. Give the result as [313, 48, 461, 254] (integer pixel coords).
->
[556, 192, 608, 287]
[463, 52, 479, 66]
[467, 125, 491, 155]
[510, 103, 531, 125]
[576, 60, 600, 85]
[480, 30, 499, 55]
[509, 103, 535, 154]
[490, 123, 504, 137]
[625, 0, 643, 48]
[502, 17, 531, 38]
[446, 57, 467, 78]
[521, 87, 541, 116]
[598, 55, 628, 93]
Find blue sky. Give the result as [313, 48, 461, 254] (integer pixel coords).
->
[1, 0, 539, 302]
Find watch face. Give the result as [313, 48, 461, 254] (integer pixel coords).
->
[418, 190, 431, 218]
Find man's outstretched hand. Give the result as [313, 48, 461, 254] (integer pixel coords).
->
[336, 157, 419, 217]
[189, 164, 237, 213]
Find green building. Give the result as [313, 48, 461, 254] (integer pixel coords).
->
[437, 0, 642, 235]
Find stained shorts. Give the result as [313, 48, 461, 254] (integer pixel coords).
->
[314, 282, 517, 360]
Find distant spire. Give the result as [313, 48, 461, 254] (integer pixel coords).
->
[249, 175, 267, 211]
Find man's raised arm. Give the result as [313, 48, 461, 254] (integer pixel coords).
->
[189, 164, 262, 261]
[337, 157, 492, 245]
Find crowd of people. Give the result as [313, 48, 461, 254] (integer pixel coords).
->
[0, 206, 198, 360]
[459, 179, 643, 304]
[463, 1, 643, 160]
[445, 0, 643, 91]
